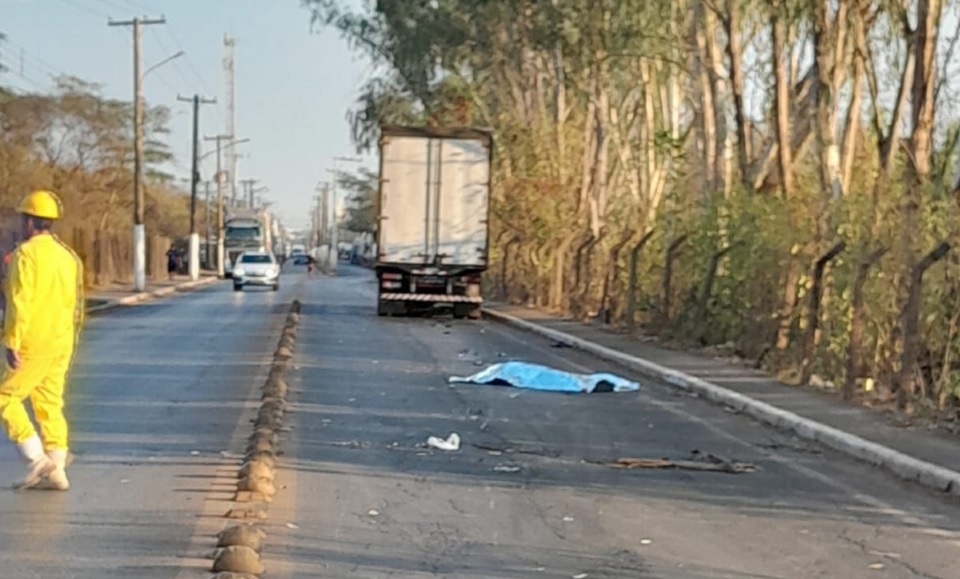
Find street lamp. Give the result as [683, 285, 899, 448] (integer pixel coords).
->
[144, 50, 184, 79]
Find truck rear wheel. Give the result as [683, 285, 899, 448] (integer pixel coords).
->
[452, 304, 469, 319]
[377, 300, 389, 316]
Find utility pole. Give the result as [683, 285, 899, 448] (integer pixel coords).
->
[319, 182, 331, 271]
[327, 157, 361, 275]
[223, 36, 238, 206]
[178, 93, 216, 281]
[109, 15, 166, 292]
[204, 180, 212, 267]
[240, 179, 258, 209]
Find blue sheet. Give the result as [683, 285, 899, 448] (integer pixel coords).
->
[448, 361, 640, 394]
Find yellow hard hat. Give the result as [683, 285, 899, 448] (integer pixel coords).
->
[18, 190, 63, 220]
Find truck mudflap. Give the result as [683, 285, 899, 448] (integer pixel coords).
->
[378, 293, 483, 303]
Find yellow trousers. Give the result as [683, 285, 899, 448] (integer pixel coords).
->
[0, 352, 72, 451]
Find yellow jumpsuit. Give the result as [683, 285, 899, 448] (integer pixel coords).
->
[0, 234, 84, 452]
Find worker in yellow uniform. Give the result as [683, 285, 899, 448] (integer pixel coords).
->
[0, 190, 84, 490]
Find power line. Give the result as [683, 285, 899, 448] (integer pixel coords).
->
[165, 26, 215, 96]
[54, 0, 109, 18]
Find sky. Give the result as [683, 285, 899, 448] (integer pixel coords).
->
[0, 0, 376, 232]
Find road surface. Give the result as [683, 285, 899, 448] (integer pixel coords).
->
[0, 265, 958, 578]
[266, 266, 960, 579]
[0, 272, 302, 578]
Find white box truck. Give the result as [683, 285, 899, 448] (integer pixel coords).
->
[375, 125, 492, 319]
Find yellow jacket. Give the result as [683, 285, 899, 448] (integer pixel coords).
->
[2, 234, 85, 356]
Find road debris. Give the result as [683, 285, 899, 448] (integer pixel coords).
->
[368, 509, 380, 516]
[493, 465, 521, 473]
[605, 456, 755, 474]
[449, 361, 640, 393]
[473, 442, 562, 459]
[427, 432, 461, 451]
[562, 516, 575, 522]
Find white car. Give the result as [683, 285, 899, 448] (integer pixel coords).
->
[233, 251, 281, 292]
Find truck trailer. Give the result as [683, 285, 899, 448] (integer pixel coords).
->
[374, 125, 492, 319]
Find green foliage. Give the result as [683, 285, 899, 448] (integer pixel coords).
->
[335, 167, 378, 233]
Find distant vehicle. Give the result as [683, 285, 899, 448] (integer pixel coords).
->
[374, 125, 492, 319]
[291, 245, 308, 265]
[232, 251, 280, 292]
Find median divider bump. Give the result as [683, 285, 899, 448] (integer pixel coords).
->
[211, 298, 302, 576]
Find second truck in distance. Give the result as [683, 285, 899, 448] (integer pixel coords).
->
[374, 125, 492, 319]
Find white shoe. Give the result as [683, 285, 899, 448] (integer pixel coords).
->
[13, 436, 56, 490]
[46, 449, 70, 491]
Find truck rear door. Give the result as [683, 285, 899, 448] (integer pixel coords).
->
[379, 130, 490, 267]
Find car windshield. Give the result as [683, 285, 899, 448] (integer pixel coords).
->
[226, 227, 261, 239]
[240, 255, 272, 264]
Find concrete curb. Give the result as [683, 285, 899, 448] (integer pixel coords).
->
[483, 308, 960, 498]
[85, 277, 221, 314]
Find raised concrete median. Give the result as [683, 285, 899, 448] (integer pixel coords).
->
[484, 305, 960, 499]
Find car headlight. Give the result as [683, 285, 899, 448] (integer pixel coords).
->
[234, 268, 245, 277]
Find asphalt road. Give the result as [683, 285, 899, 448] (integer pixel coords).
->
[0, 271, 303, 578]
[268, 266, 960, 579]
[1, 264, 959, 578]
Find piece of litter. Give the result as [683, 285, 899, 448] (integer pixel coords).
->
[573, 574, 588, 579]
[427, 433, 461, 451]
[286, 523, 299, 529]
[640, 539, 652, 545]
[868, 563, 884, 570]
[509, 392, 521, 399]
[562, 516, 575, 522]
[190, 451, 200, 456]
[493, 465, 521, 473]
[535, 567, 545, 572]
[488, 451, 502, 456]
[349, 398, 356, 403]
[368, 509, 380, 516]
[120, 479, 130, 484]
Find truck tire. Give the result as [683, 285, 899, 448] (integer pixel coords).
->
[452, 304, 469, 319]
[233, 283, 243, 292]
[377, 300, 389, 317]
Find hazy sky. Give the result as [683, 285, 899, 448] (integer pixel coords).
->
[0, 0, 375, 231]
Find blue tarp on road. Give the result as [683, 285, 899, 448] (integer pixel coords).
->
[448, 361, 640, 394]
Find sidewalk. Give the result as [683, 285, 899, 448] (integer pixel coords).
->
[485, 304, 960, 497]
[86, 273, 221, 313]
